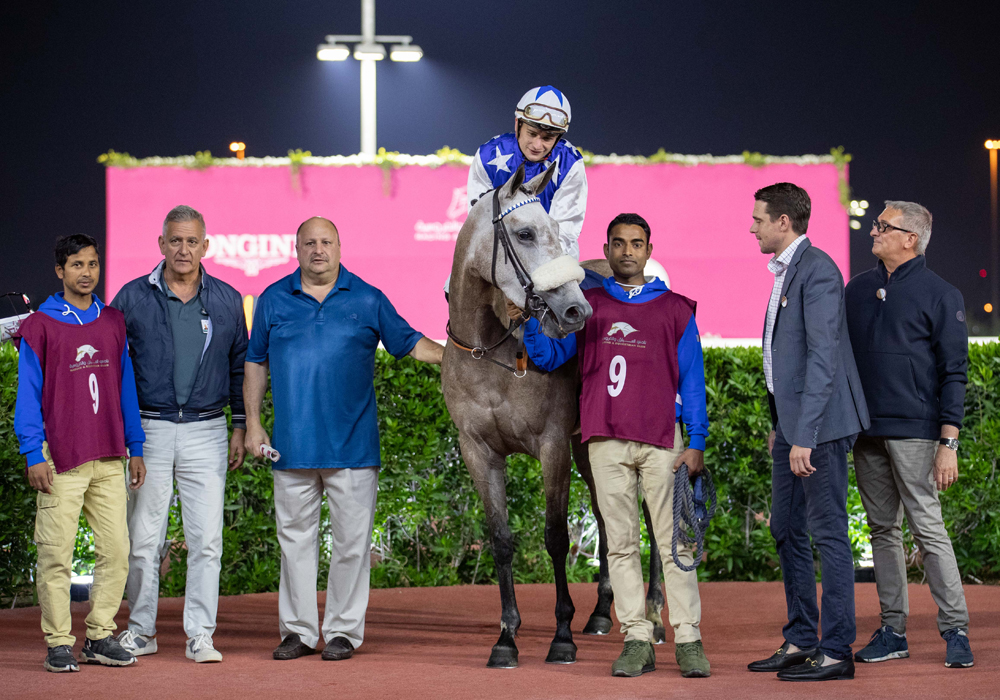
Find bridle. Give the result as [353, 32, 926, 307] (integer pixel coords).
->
[446, 187, 549, 378]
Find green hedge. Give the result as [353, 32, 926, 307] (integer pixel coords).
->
[2, 342, 999, 603]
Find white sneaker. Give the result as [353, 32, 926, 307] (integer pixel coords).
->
[117, 629, 158, 656]
[186, 634, 223, 663]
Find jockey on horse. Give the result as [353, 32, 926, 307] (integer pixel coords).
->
[466, 85, 588, 260]
[445, 86, 597, 297]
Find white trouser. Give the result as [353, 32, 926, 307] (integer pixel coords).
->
[273, 467, 378, 650]
[126, 417, 228, 639]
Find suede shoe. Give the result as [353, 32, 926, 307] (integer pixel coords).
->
[322, 636, 354, 661]
[748, 641, 817, 672]
[43, 645, 79, 673]
[777, 652, 854, 682]
[81, 635, 136, 666]
[943, 629, 974, 668]
[676, 641, 711, 678]
[273, 633, 316, 660]
[611, 639, 656, 677]
[854, 626, 908, 663]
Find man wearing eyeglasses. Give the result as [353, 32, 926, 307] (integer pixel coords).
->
[845, 202, 974, 670]
[466, 85, 587, 260]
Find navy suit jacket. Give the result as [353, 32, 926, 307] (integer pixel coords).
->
[765, 238, 870, 447]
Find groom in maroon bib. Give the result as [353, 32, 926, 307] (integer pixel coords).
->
[521, 213, 712, 679]
[14, 234, 146, 672]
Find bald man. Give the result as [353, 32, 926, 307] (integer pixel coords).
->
[244, 218, 443, 661]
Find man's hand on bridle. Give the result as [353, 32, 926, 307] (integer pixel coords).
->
[505, 299, 526, 323]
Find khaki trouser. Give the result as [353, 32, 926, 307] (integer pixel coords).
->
[589, 424, 702, 644]
[854, 436, 969, 634]
[34, 445, 130, 648]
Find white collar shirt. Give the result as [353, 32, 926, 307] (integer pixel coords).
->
[763, 235, 808, 394]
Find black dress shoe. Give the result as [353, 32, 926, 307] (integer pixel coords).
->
[748, 641, 819, 672]
[322, 636, 354, 661]
[273, 633, 316, 660]
[777, 653, 855, 681]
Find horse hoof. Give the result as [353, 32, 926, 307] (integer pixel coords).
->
[652, 626, 667, 645]
[545, 642, 578, 665]
[487, 645, 518, 669]
[582, 615, 613, 635]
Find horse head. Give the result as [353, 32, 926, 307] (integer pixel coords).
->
[458, 163, 592, 338]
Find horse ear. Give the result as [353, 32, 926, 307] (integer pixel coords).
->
[525, 161, 557, 196]
[502, 163, 526, 202]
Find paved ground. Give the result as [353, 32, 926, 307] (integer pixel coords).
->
[1, 581, 996, 699]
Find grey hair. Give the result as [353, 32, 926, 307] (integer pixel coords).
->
[162, 205, 206, 237]
[884, 200, 932, 255]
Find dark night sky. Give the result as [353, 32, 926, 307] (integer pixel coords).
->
[2, 1, 998, 331]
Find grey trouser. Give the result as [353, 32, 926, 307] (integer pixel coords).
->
[853, 436, 969, 634]
[273, 467, 379, 650]
[127, 417, 228, 639]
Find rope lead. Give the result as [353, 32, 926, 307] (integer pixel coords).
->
[671, 466, 717, 572]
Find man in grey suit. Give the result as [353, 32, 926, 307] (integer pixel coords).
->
[744, 183, 870, 682]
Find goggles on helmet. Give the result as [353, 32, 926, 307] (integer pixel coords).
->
[519, 102, 569, 129]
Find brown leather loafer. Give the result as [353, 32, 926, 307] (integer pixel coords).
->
[748, 641, 818, 672]
[321, 636, 354, 661]
[273, 633, 316, 660]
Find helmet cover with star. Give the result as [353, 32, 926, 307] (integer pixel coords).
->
[516, 86, 572, 132]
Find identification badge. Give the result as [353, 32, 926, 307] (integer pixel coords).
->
[201, 319, 210, 334]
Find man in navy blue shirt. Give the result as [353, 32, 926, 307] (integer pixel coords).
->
[244, 217, 442, 662]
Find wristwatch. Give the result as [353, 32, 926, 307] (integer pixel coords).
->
[939, 438, 959, 451]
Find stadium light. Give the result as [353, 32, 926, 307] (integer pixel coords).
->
[317, 44, 350, 61]
[390, 43, 423, 62]
[318, 0, 423, 156]
[353, 43, 386, 60]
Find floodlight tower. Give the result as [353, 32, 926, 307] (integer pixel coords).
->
[316, 0, 423, 157]
[986, 140, 1000, 327]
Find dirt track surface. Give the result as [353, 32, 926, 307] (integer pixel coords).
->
[2, 581, 996, 699]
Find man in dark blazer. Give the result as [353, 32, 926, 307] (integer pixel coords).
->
[745, 183, 870, 682]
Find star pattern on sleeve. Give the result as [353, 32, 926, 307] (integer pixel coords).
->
[487, 146, 513, 174]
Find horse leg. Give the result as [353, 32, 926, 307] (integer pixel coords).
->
[641, 498, 667, 644]
[541, 441, 577, 664]
[463, 439, 521, 668]
[572, 435, 614, 635]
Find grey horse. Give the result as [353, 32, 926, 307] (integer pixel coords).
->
[442, 163, 669, 668]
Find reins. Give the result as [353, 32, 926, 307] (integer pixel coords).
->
[446, 188, 546, 378]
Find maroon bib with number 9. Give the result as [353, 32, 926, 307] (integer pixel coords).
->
[577, 287, 696, 449]
[18, 308, 128, 473]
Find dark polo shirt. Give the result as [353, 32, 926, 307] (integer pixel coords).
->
[161, 277, 208, 407]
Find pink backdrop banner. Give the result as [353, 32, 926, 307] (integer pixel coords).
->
[106, 162, 848, 338]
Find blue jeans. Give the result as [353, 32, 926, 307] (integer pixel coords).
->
[770, 424, 857, 660]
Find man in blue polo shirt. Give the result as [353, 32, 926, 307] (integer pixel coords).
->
[244, 217, 443, 663]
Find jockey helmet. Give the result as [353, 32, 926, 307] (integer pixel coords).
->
[515, 86, 571, 132]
